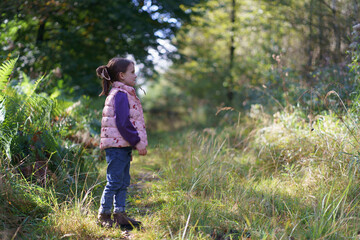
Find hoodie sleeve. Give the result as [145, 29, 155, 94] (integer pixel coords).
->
[114, 91, 141, 147]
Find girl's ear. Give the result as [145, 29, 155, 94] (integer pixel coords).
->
[118, 72, 124, 80]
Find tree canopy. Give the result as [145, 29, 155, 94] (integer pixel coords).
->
[0, 0, 201, 95]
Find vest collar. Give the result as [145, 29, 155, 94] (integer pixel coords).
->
[112, 81, 136, 96]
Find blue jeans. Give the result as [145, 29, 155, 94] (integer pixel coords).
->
[99, 147, 132, 214]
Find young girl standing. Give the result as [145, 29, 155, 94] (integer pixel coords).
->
[96, 57, 147, 228]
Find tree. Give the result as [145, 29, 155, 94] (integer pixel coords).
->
[160, 0, 357, 119]
[165, 0, 295, 108]
[0, 0, 202, 95]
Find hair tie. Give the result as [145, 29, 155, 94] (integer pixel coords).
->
[101, 67, 111, 81]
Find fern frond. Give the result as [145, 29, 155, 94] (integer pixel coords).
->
[0, 57, 18, 91]
[0, 99, 5, 124]
[15, 75, 45, 119]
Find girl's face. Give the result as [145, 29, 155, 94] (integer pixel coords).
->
[119, 63, 137, 87]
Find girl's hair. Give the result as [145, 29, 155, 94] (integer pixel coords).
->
[96, 57, 134, 96]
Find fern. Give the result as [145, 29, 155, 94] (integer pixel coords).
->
[0, 57, 18, 92]
[15, 75, 45, 120]
[0, 99, 5, 124]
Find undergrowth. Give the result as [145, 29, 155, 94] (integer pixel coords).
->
[1, 54, 360, 239]
[129, 106, 360, 239]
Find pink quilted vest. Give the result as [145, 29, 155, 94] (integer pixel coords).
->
[100, 81, 148, 150]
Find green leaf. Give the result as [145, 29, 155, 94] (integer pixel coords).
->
[0, 99, 5, 124]
[0, 57, 18, 91]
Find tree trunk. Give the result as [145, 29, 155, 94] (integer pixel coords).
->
[306, 0, 314, 69]
[318, 3, 326, 64]
[227, 0, 236, 103]
[331, 0, 341, 63]
[36, 19, 46, 45]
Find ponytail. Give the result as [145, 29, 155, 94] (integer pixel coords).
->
[96, 65, 111, 96]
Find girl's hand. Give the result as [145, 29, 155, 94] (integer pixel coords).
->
[135, 142, 147, 156]
[138, 148, 147, 156]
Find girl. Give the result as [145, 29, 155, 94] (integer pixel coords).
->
[96, 57, 147, 228]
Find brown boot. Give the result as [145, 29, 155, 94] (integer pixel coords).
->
[97, 213, 114, 228]
[113, 212, 141, 229]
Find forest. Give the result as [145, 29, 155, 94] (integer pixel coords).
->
[1, 0, 360, 239]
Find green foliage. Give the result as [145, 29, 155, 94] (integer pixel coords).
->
[2, 62, 360, 238]
[0, 80, 62, 167]
[0, 56, 18, 92]
[1, 2, 360, 238]
[349, 24, 360, 83]
[150, 0, 358, 127]
[0, 57, 92, 183]
[0, 0, 203, 95]
[0, 58, 105, 238]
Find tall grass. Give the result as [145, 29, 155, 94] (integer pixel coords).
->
[2, 57, 360, 239]
[129, 105, 360, 239]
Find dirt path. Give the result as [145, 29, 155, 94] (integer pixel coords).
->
[121, 170, 160, 239]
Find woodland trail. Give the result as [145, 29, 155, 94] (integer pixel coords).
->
[120, 164, 161, 239]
